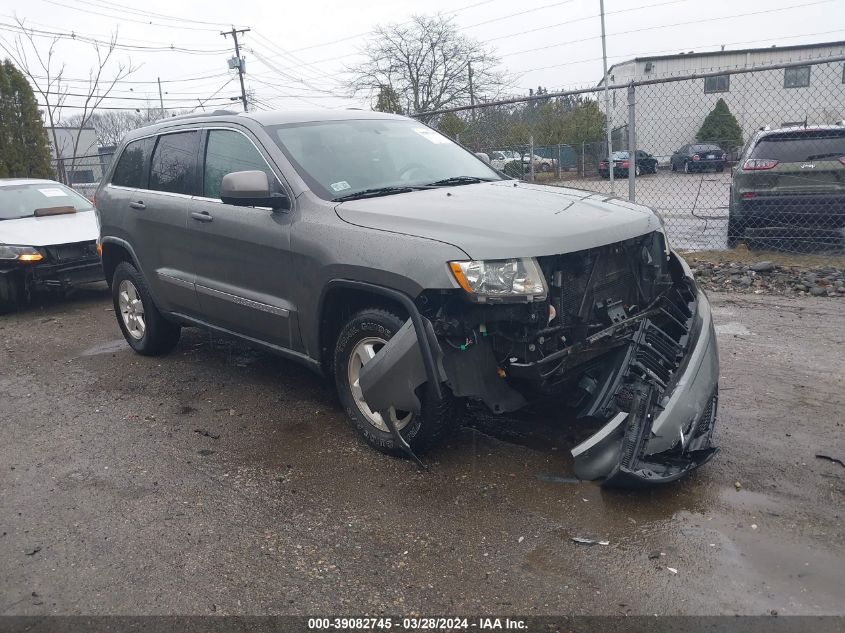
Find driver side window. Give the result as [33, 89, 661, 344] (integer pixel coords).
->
[203, 130, 280, 199]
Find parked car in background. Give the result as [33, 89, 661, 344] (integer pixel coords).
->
[670, 144, 727, 173]
[598, 150, 657, 178]
[0, 179, 103, 313]
[727, 124, 845, 247]
[490, 150, 521, 171]
[523, 153, 557, 172]
[95, 108, 719, 487]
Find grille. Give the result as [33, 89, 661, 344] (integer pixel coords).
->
[45, 241, 98, 263]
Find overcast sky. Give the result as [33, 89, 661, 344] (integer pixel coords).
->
[1, 0, 842, 116]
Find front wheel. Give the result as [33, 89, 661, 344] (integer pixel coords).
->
[112, 262, 181, 355]
[0, 273, 22, 314]
[334, 308, 456, 456]
[683, 161, 691, 174]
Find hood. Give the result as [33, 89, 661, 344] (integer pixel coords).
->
[0, 210, 98, 247]
[334, 181, 662, 260]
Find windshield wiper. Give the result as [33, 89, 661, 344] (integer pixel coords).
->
[426, 176, 496, 187]
[333, 185, 432, 202]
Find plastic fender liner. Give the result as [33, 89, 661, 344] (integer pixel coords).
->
[359, 317, 447, 414]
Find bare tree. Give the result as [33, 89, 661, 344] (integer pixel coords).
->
[0, 17, 138, 183]
[349, 15, 510, 116]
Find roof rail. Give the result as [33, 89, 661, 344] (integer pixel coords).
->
[147, 109, 240, 126]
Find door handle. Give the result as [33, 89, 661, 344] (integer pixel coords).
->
[191, 211, 213, 223]
[129, 201, 145, 210]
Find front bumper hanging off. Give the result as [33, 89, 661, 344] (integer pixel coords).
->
[358, 279, 719, 488]
[570, 288, 719, 486]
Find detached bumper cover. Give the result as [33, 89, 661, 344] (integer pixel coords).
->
[571, 287, 720, 486]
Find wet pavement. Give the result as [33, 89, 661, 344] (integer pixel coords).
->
[1, 286, 843, 615]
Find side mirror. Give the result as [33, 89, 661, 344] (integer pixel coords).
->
[221, 170, 289, 210]
[475, 152, 491, 164]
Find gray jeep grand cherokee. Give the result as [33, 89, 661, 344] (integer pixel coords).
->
[96, 109, 720, 487]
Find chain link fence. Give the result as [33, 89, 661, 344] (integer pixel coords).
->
[423, 55, 845, 254]
[50, 152, 115, 200]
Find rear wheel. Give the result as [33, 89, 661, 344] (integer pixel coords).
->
[635, 164, 641, 177]
[683, 161, 691, 174]
[727, 213, 747, 248]
[334, 308, 456, 456]
[112, 262, 180, 355]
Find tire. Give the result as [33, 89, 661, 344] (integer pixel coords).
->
[334, 308, 456, 457]
[670, 161, 676, 172]
[111, 261, 180, 356]
[0, 273, 22, 314]
[716, 166, 725, 173]
[635, 165, 641, 177]
[683, 161, 691, 174]
[727, 212, 747, 248]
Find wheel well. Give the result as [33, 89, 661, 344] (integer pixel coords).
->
[101, 242, 134, 288]
[318, 287, 408, 374]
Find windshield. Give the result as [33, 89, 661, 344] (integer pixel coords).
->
[751, 130, 845, 162]
[271, 118, 501, 200]
[0, 182, 94, 221]
[610, 151, 629, 160]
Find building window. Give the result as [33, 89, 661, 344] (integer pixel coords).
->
[704, 74, 730, 93]
[784, 66, 810, 88]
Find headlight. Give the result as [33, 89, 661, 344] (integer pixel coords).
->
[449, 257, 547, 302]
[0, 245, 43, 262]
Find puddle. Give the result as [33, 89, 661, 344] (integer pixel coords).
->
[715, 322, 753, 336]
[79, 339, 129, 356]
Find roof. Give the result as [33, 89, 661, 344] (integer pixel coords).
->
[607, 39, 845, 75]
[756, 123, 845, 137]
[126, 108, 406, 142]
[0, 178, 59, 187]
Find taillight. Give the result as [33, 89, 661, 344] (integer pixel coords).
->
[621, 160, 629, 168]
[692, 154, 700, 161]
[839, 157, 845, 166]
[740, 192, 756, 199]
[743, 158, 778, 170]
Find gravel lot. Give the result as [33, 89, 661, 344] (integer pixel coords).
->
[1, 286, 844, 616]
[553, 170, 733, 251]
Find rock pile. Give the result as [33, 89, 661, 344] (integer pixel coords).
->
[686, 259, 845, 297]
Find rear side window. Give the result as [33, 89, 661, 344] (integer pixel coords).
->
[150, 131, 200, 195]
[750, 130, 845, 162]
[111, 137, 154, 188]
[203, 129, 279, 199]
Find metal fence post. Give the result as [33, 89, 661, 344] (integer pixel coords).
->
[556, 143, 561, 179]
[581, 141, 585, 178]
[627, 83, 637, 203]
[529, 134, 535, 182]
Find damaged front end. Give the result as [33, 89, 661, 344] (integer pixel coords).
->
[359, 231, 719, 487]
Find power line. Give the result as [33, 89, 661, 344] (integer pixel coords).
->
[511, 28, 845, 80]
[485, 0, 694, 43]
[0, 21, 231, 54]
[500, 0, 835, 59]
[40, 0, 228, 32]
[62, 0, 233, 29]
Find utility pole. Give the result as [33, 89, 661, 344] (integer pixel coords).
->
[157, 77, 164, 112]
[599, 0, 614, 195]
[468, 60, 476, 122]
[221, 26, 250, 112]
